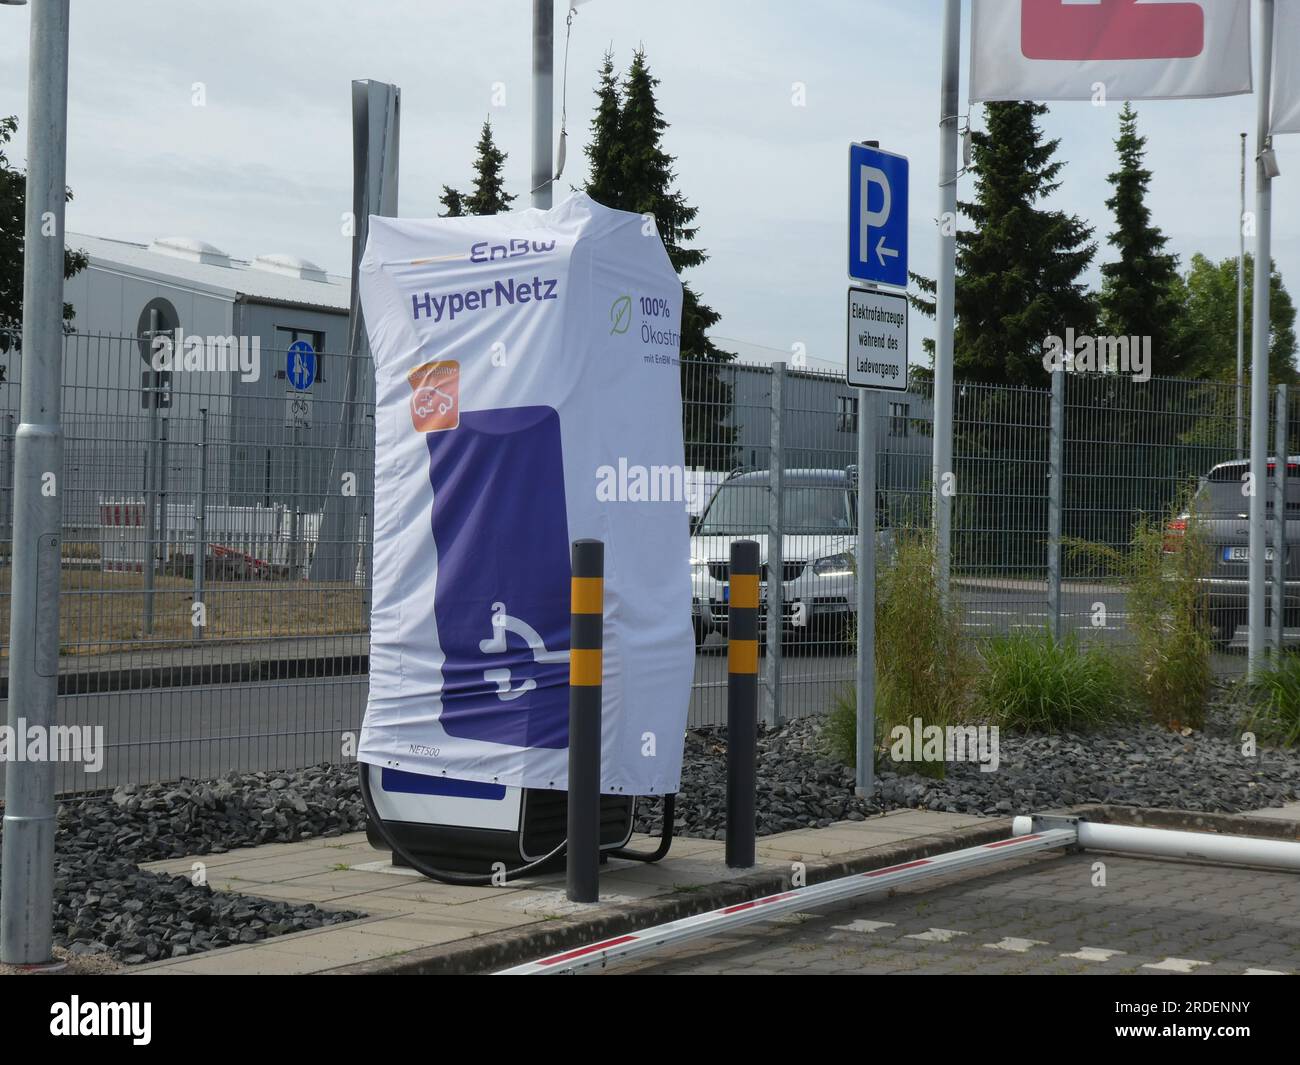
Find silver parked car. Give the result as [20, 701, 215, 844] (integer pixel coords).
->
[689, 468, 887, 648]
[1185, 456, 1300, 647]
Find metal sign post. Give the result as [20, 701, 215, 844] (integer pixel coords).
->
[854, 392, 877, 798]
[847, 301, 907, 801]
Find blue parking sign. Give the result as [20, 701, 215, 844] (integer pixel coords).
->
[287, 340, 317, 391]
[848, 144, 909, 289]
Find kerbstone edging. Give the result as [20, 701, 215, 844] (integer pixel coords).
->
[208, 802, 1300, 975]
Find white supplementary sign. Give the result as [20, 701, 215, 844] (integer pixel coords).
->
[285, 389, 312, 429]
[847, 287, 908, 392]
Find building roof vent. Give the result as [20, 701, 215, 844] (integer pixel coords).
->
[148, 237, 232, 268]
[251, 253, 329, 283]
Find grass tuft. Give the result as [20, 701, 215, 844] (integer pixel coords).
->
[975, 629, 1134, 733]
[1066, 492, 1212, 730]
[822, 529, 973, 776]
[1243, 655, 1300, 747]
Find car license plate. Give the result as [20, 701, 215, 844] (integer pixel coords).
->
[1224, 546, 1275, 562]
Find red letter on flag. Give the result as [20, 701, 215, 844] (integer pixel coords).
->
[1021, 0, 1206, 61]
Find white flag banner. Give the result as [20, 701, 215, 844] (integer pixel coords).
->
[1275, 0, 1300, 135]
[970, 0, 1253, 102]
[357, 194, 693, 796]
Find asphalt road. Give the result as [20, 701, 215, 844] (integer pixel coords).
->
[0, 677, 367, 794]
[604, 850, 1300, 975]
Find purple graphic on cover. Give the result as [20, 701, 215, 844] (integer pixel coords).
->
[426, 406, 571, 749]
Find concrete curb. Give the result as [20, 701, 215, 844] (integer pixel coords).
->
[321, 818, 1015, 975]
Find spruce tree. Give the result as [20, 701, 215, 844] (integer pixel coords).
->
[583, 52, 623, 208]
[953, 102, 1097, 386]
[464, 119, 515, 216]
[1100, 103, 1188, 375]
[909, 103, 1096, 572]
[438, 185, 466, 218]
[585, 50, 735, 466]
[439, 118, 515, 218]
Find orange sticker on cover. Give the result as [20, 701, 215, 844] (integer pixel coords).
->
[407, 360, 460, 433]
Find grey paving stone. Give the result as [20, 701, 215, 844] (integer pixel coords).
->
[600, 851, 1300, 976]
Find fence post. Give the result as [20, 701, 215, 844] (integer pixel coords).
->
[567, 539, 603, 904]
[855, 393, 877, 799]
[289, 424, 301, 577]
[194, 408, 208, 640]
[764, 361, 786, 728]
[361, 412, 376, 606]
[726, 539, 760, 868]
[3, 412, 14, 549]
[1047, 367, 1064, 642]
[158, 413, 170, 576]
[142, 354, 160, 635]
[1274, 384, 1288, 658]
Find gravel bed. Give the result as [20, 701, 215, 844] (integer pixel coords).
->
[0, 765, 368, 965]
[634, 714, 1300, 838]
[4, 713, 1297, 966]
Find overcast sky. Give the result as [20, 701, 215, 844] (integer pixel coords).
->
[1, 0, 1295, 370]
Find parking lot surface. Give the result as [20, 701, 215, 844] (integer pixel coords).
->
[605, 851, 1300, 975]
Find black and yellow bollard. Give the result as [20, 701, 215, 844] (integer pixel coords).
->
[567, 539, 604, 903]
[726, 540, 759, 869]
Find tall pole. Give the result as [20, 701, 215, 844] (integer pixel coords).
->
[1047, 367, 1064, 641]
[932, 0, 960, 600]
[531, 0, 554, 210]
[1237, 132, 1247, 458]
[1248, 0, 1276, 679]
[854, 393, 877, 798]
[1274, 385, 1288, 658]
[1, 0, 70, 966]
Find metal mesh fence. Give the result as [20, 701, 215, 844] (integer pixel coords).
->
[0, 335, 1281, 792]
[0, 333, 373, 793]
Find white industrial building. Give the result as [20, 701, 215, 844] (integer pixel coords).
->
[1, 234, 365, 563]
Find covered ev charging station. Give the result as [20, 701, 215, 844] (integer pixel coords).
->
[364, 769, 637, 875]
[354, 194, 694, 882]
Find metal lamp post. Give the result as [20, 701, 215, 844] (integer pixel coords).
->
[1, 0, 70, 966]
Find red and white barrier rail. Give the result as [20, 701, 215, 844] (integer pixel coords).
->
[496, 829, 1076, 975]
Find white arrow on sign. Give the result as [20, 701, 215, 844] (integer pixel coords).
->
[875, 235, 899, 265]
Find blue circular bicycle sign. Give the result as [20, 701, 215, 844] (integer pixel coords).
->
[287, 341, 317, 391]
